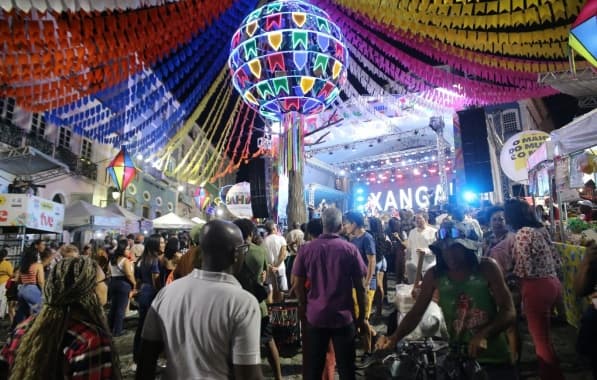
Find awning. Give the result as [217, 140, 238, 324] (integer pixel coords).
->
[0, 146, 69, 181]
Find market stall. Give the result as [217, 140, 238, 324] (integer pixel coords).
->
[64, 200, 125, 247]
[0, 193, 65, 265]
[530, 109, 597, 327]
[105, 203, 152, 234]
[152, 212, 196, 230]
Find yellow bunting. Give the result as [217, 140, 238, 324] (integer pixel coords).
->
[160, 67, 228, 161]
[292, 12, 307, 27]
[334, 0, 581, 57]
[332, 61, 343, 79]
[267, 31, 283, 51]
[300, 76, 315, 94]
[248, 59, 262, 79]
[244, 91, 259, 106]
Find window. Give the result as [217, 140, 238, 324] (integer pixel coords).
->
[2, 98, 15, 122]
[58, 127, 72, 149]
[30, 113, 46, 138]
[81, 139, 93, 160]
[142, 205, 150, 219]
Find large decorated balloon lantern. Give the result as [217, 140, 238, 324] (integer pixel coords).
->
[229, 0, 348, 225]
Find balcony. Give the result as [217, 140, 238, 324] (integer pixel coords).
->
[0, 118, 25, 147]
[0, 119, 98, 181]
[26, 133, 54, 156]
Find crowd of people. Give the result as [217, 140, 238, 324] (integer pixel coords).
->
[0, 198, 595, 380]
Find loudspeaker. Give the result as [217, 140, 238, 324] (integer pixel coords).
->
[247, 158, 269, 218]
[458, 108, 494, 193]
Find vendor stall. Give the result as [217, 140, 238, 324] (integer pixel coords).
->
[152, 212, 196, 230]
[64, 200, 125, 247]
[529, 109, 597, 327]
[0, 193, 65, 265]
[105, 203, 152, 234]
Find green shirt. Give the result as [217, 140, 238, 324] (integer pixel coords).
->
[236, 243, 268, 317]
[437, 271, 511, 364]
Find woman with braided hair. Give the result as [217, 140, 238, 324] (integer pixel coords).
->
[0, 256, 122, 380]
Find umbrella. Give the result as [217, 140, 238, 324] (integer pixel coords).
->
[569, 0, 597, 67]
[107, 148, 137, 192]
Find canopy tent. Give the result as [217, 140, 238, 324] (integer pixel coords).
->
[63, 200, 125, 229]
[550, 108, 597, 156]
[106, 204, 141, 222]
[191, 217, 206, 225]
[152, 212, 196, 230]
[106, 203, 150, 234]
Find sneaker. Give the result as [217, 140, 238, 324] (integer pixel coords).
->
[356, 353, 376, 369]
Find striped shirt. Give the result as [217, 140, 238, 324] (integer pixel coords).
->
[0, 317, 113, 379]
[19, 266, 38, 285]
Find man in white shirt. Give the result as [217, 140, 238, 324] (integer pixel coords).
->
[136, 220, 263, 380]
[405, 212, 437, 284]
[263, 221, 288, 300]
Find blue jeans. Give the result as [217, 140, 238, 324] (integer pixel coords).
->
[133, 284, 157, 363]
[14, 284, 42, 327]
[108, 277, 132, 336]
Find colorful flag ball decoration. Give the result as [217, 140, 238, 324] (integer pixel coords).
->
[193, 187, 211, 210]
[107, 148, 137, 192]
[569, 0, 597, 67]
[229, 0, 349, 120]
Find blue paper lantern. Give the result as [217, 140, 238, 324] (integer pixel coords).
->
[229, 0, 348, 120]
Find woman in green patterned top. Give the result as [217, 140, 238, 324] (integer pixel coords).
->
[377, 220, 517, 379]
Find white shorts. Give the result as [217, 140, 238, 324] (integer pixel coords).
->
[267, 271, 288, 292]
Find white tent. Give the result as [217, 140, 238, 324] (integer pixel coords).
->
[106, 204, 141, 222]
[550, 108, 597, 156]
[64, 200, 125, 229]
[152, 212, 195, 230]
[191, 217, 206, 225]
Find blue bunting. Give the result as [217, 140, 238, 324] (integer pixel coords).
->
[46, 0, 258, 157]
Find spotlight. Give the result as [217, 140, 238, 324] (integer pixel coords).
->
[339, 169, 346, 176]
[136, 153, 143, 160]
[463, 191, 477, 203]
[216, 208, 224, 216]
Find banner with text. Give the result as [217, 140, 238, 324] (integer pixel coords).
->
[0, 194, 65, 233]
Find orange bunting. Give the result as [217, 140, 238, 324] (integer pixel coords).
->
[0, 0, 234, 112]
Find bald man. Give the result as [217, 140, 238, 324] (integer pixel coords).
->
[137, 220, 263, 380]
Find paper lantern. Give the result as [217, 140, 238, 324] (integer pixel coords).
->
[228, 0, 349, 121]
[569, 0, 597, 67]
[193, 187, 210, 210]
[107, 148, 137, 192]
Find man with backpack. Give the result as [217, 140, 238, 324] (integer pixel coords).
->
[343, 211, 378, 369]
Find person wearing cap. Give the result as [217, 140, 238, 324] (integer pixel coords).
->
[376, 220, 516, 379]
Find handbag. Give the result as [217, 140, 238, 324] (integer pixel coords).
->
[5, 278, 18, 301]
